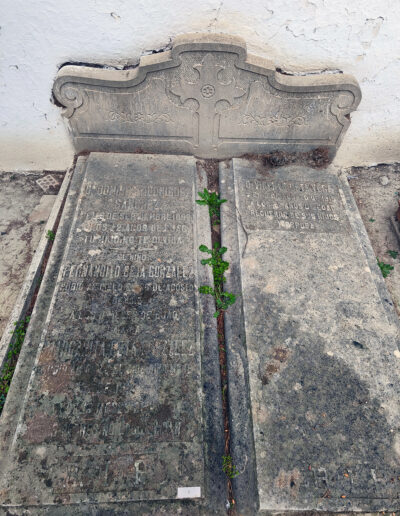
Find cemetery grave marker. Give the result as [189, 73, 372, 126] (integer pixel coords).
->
[221, 159, 400, 514]
[4, 33, 398, 516]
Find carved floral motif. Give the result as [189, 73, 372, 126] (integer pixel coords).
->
[52, 34, 361, 159]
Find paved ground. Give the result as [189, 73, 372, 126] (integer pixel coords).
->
[0, 171, 64, 341]
[348, 162, 400, 315]
[0, 163, 399, 343]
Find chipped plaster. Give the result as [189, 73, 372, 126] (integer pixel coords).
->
[0, 0, 399, 170]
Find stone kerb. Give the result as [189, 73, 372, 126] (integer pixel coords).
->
[53, 33, 361, 160]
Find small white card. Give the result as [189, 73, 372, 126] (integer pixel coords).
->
[176, 486, 201, 499]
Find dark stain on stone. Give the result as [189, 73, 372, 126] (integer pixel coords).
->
[196, 159, 219, 192]
[272, 347, 290, 362]
[24, 412, 58, 444]
[261, 362, 280, 385]
[17, 450, 28, 463]
[40, 362, 74, 394]
[141, 288, 153, 302]
[266, 151, 291, 167]
[265, 338, 398, 500]
[352, 340, 364, 349]
[251, 292, 399, 502]
[240, 146, 331, 174]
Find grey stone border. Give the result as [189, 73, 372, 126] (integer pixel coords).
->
[0, 156, 87, 472]
[219, 160, 259, 515]
[390, 215, 400, 247]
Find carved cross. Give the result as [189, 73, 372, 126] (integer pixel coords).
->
[172, 53, 245, 151]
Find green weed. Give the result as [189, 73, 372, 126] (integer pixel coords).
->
[387, 250, 399, 259]
[198, 243, 236, 317]
[222, 455, 240, 479]
[0, 316, 30, 414]
[46, 230, 55, 241]
[196, 188, 226, 224]
[377, 258, 394, 278]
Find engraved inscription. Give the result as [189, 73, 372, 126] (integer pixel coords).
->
[220, 81, 335, 140]
[6, 157, 204, 504]
[300, 463, 400, 499]
[106, 110, 173, 124]
[241, 178, 349, 233]
[240, 113, 306, 127]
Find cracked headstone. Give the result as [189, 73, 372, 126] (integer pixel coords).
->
[53, 33, 360, 160]
[221, 158, 400, 514]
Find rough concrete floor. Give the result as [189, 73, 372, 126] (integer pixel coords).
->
[0, 171, 64, 341]
[348, 163, 400, 316]
[0, 164, 399, 345]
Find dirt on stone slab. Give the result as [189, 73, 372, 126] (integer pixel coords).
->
[240, 147, 330, 173]
[0, 171, 64, 340]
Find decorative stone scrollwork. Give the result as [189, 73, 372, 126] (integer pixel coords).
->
[53, 82, 88, 119]
[53, 33, 361, 159]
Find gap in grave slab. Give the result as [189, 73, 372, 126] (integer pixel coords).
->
[196, 158, 236, 512]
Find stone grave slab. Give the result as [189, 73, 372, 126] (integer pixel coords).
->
[220, 158, 400, 514]
[53, 33, 361, 160]
[0, 153, 225, 514]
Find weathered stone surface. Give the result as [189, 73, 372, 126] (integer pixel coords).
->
[221, 158, 400, 514]
[53, 33, 361, 160]
[0, 153, 225, 514]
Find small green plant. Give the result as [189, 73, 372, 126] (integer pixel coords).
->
[196, 188, 226, 224]
[369, 218, 375, 222]
[377, 258, 394, 278]
[46, 229, 55, 241]
[222, 455, 240, 479]
[0, 316, 30, 414]
[387, 250, 399, 259]
[198, 243, 236, 317]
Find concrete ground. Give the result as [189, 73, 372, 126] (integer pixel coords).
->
[0, 171, 64, 341]
[0, 163, 399, 344]
[348, 162, 400, 315]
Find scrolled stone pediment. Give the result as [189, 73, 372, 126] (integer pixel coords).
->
[53, 33, 361, 159]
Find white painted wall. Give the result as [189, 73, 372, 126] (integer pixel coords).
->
[1, 0, 399, 171]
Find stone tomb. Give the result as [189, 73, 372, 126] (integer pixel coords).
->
[0, 153, 225, 514]
[3, 32, 400, 516]
[221, 159, 400, 514]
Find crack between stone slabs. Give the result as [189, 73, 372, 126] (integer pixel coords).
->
[235, 206, 249, 259]
[196, 158, 237, 514]
[0, 154, 77, 416]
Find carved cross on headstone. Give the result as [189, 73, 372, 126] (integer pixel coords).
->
[53, 34, 362, 159]
[172, 53, 245, 152]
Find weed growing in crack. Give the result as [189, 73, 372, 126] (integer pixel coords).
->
[222, 455, 240, 479]
[377, 258, 394, 278]
[46, 230, 56, 241]
[198, 243, 236, 317]
[196, 188, 226, 225]
[0, 316, 30, 414]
